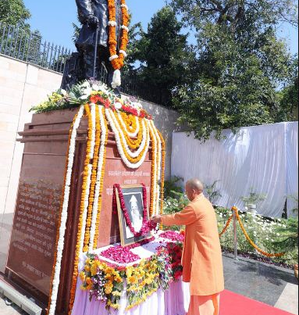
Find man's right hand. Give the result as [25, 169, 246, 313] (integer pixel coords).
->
[86, 15, 99, 26]
[151, 215, 162, 224]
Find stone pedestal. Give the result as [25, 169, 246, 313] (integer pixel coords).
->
[5, 108, 152, 314]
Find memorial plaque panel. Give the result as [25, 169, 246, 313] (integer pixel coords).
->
[7, 179, 61, 295]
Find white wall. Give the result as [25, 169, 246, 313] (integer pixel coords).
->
[0, 54, 63, 272]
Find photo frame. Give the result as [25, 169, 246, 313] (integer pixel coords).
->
[115, 184, 151, 247]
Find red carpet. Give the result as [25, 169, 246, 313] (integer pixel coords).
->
[221, 290, 294, 315]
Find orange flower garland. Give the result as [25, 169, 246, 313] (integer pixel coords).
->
[47, 110, 81, 315]
[108, 0, 129, 70]
[93, 107, 109, 249]
[83, 106, 101, 252]
[120, 111, 138, 133]
[157, 129, 166, 214]
[113, 112, 143, 149]
[117, 124, 149, 163]
[234, 208, 285, 258]
[218, 214, 233, 237]
[108, 109, 150, 164]
[148, 125, 157, 217]
[68, 104, 93, 313]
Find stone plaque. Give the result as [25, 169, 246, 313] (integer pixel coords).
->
[6, 180, 61, 295]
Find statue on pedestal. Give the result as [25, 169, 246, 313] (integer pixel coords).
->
[61, 0, 129, 94]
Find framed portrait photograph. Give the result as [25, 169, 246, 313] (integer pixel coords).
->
[114, 184, 151, 246]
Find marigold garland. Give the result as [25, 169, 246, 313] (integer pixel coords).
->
[218, 214, 233, 237]
[92, 106, 109, 249]
[150, 121, 162, 215]
[119, 111, 139, 136]
[109, 109, 148, 158]
[148, 120, 162, 216]
[47, 106, 85, 315]
[232, 207, 285, 258]
[113, 111, 143, 149]
[148, 123, 157, 217]
[83, 106, 101, 252]
[107, 0, 129, 70]
[68, 104, 94, 313]
[157, 129, 166, 215]
[106, 108, 150, 167]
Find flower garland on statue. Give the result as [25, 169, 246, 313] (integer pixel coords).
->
[107, 0, 130, 88]
[90, 107, 109, 250]
[114, 113, 143, 149]
[148, 120, 163, 216]
[157, 129, 166, 214]
[105, 108, 150, 169]
[118, 111, 140, 138]
[47, 106, 85, 315]
[113, 184, 151, 237]
[68, 104, 96, 313]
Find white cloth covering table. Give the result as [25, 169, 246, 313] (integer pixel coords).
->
[71, 235, 190, 315]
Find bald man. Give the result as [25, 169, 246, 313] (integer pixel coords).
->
[152, 179, 224, 315]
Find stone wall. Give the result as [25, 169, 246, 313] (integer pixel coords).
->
[0, 55, 63, 272]
[0, 54, 179, 273]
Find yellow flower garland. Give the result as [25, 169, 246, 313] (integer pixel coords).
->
[113, 111, 144, 149]
[93, 106, 109, 249]
[148, 125, 157, 217]
[47, 110, 81, 315]
[108, 0, 129, 70]
[218, 214, 233, 237]
[232, 207, 285, 258]
[113, 116, 150, 164]
[83, 105, 101, 252]
[157, 129, 166, 214]
[68, 104, 93, 314]
[120, 111, 138, 133]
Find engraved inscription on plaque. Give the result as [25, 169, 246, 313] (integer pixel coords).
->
[7, 180, 62, 296]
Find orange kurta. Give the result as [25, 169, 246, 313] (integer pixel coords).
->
[161, 194, 224, 296]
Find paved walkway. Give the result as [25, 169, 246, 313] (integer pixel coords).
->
[0, 253, 298, 315]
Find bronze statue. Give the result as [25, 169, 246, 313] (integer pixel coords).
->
[61, 0, 123, 92]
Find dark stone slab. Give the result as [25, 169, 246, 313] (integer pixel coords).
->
[223, 253, 297, 306]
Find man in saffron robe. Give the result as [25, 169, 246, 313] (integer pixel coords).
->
[152, 178, 224, 315]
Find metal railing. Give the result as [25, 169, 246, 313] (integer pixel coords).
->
[0, 22, 71, 73]
[0, 22, 151, 101]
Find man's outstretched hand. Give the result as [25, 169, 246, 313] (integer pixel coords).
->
[151, 215, 162, 224]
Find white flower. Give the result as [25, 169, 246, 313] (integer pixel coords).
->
[115, 102, 123, 110]
[80, 87, 92, 100]
[81, 81, 91, 88]
[60, 89, 67, 96]
[92, 84, 101, 91]
[131, 102, 142, 110]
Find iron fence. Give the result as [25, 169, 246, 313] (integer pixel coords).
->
[0, 22, 145, 99]
[0, 22, 71, 73]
